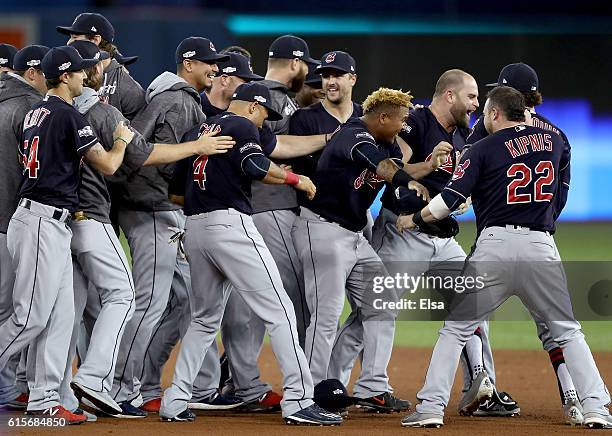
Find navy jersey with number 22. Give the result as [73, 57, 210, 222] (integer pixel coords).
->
[18, 95, 98, 212]
[443, 124, 564, 234]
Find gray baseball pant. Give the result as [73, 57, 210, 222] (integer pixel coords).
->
[415, 226, 610, 416]
[0, 202, 74, 411]
[160, 209, 314, 418]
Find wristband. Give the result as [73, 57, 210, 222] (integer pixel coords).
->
[114, 137, 129, 146]
[391, 169, 413, 188]
[412, 210, 426, 228]
[285, 171, 300, 186]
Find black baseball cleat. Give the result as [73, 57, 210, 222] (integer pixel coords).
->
[160, 408, 196, 422]
[285, 404, 343, 426]
[474, 390, 520, 417]
[355, 392, 411, 413]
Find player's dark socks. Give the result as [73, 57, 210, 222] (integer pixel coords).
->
[548, 347, 577, 405]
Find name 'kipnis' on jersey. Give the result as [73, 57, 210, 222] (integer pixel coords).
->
[443, 124, 567, 234]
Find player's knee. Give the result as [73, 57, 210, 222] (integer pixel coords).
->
[553, 326, 585, 346]
[439, 321, 476, 344]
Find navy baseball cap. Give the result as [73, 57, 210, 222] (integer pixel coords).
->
[115, 50, 138, 66]
[56, 13, 115, 43]
[315, 51, 356, 75]
[486, 63, 539, 93]
[175, 37, 230, 65]
[232, 82, 283, 121]
[268, 35, 318, 65]
[313, 379, 357, 412]
[0, 43, 18, 69]
[69, 40, 110, 63]
[42, 46, 99, 79]
[392, 186, 427, 214]
[304, 61, 322, 87]
[218, 52, 263, 81]
[13, 45, 50, 71]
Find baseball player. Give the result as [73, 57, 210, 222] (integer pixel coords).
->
[0, 45, 131, 424]
[292, 87, 438, 411]
[399, 86, 612, 429]
[294, 62, 325, 108]
[466, 62, 579, 423]
[0, 43, 18, 73]
[160, 82, 342, 426]
[57, 12, 146, 120]
[0, 44, 49, 411]
[107, 37, 229, 416]
[327, 69, 519, 417]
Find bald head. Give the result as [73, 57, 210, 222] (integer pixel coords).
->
[433, 69, 474, 98]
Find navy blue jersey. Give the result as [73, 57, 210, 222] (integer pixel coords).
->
[170, 112, 268, 215]
[381, 107, 469, 215]
[289, 101, 362, 179]
[443, 124, 565, 234]
[306, 118, 402, 232]
[466, 111, 571, 219]
[18, 95, 98, 212]
[201, 92, 277, 157]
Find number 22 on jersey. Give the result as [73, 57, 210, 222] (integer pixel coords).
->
[22, 136, 41, 179]
[506, 161, 554, 204]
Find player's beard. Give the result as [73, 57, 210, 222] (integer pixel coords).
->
[290, 74, 306, 93]
[450, 103, 470, 129]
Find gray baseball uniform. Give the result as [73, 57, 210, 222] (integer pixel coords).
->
[0, 71, 42, 405]
[98, 59, 146, 121]
[110, 71, 204, 404]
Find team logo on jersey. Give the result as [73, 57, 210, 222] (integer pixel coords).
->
[78, 126, 94, 138]
[240, 142, 262, 153]
[354, 169, 385, 190]
[325, 52, 336, 63]
[451, 159, 471, 181]
[425, 150, 455, 174]
[183, 51, 196, 58]
[199, 122, 221, 136]
[58, 62, 71, 71]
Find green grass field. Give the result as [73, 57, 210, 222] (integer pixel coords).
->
[121, 221, 612, 351]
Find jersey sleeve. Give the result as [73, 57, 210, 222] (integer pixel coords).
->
[465, 114, 488, 147]
[118, 73, 146, 121]
[339, 128, 377, 162]
[442, 144, 482, 208]
[259, 125, 277, 156]
[397, 112, 421, 152]
[67, 110, 99, 156]
[228, 119, 267, 175]
[554, 132, 571, 219]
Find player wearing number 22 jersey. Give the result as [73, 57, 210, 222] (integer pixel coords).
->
[446, 123, 566, 234]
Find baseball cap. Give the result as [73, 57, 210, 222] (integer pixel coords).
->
[0, 43, 18, 69]
[268, 35, 318, 65]
[56, 13, 115, 43]
[304, 61, 323, 88]
[232, 82, 283, 121]
[486, 62, 539, 93]
[12, 45, 50, 71]
[68, 40, 110, 63]
[115, 50, 138, 66]
[313, 379, 357, 412]
[218, 52, 263, 81]
[41, 46, 99, 79]
[315, 51, 356, 75]
[175, 37, 230, 65]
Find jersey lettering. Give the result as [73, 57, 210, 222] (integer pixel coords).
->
[23, 107, 51, 131]
[193, 155, 209, 190]
[506, 160, 555, 204]
[23, 136, 40, 179]
[505, 133, 553, 158]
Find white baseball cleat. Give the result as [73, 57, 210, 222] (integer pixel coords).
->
[563, 399, 584, 426]
[458, 371, 494, 416]
[401, 411, 444, 428]
[583, 412, 612, 429]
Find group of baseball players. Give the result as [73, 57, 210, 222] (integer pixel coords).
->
[0, 11, 610, 429]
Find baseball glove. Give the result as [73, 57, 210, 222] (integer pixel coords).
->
[413, 213, 459, 239]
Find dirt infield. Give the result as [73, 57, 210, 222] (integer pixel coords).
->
[3, 345, 610, 435]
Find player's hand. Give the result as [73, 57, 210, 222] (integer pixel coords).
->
[280, 163, 293, 172]
[113, 121, 135, 145]
[396, 214, 416, 233]
[194, 131, 235, 155]
[408, 180, 430, 202]
[295, 175, 316, 200]
[453, 196, 472, 216]
[430, 141, 453, 169]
